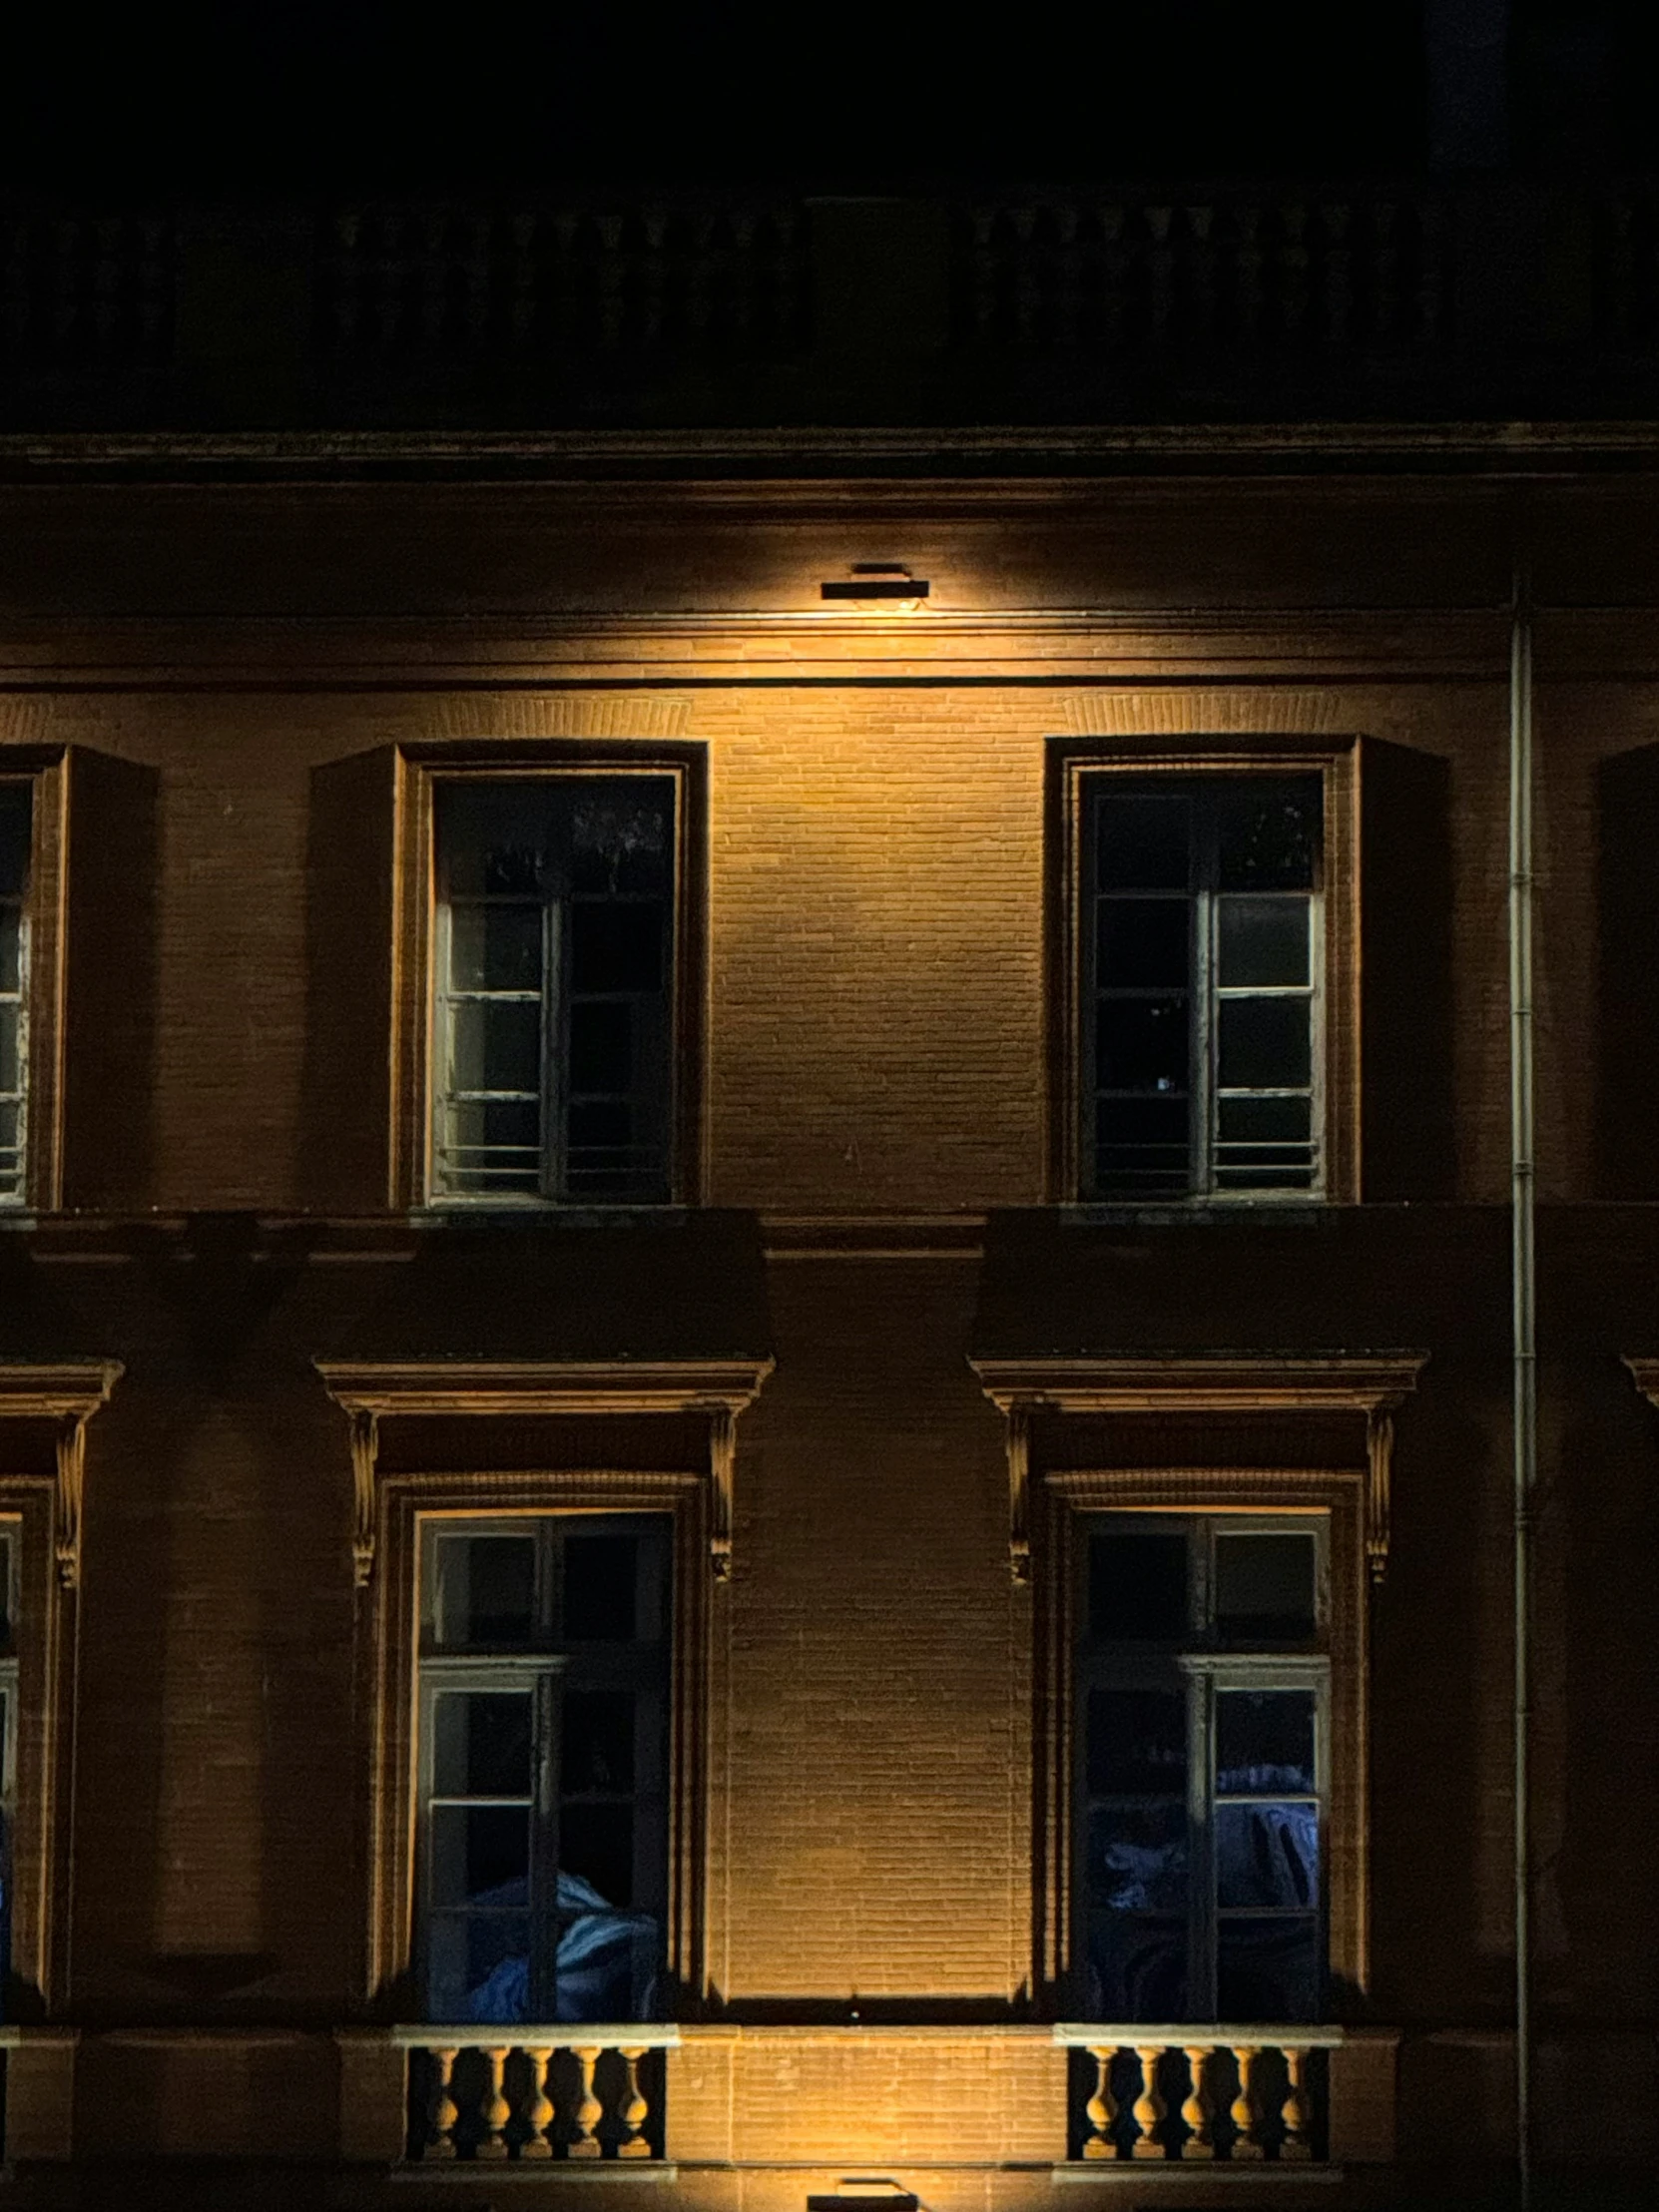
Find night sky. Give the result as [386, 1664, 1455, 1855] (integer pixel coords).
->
[5, 5, 1654, 199]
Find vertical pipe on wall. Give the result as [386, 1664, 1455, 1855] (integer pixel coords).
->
[1508, 562, 1535, 2209]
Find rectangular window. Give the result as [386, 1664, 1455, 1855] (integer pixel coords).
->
[1075, 1513, 1329, 2023]
[0, 785, 31, 1208]
[430, 778, 678, 1205]
[1078, 773, 1327, 1201]
[416, 1515, 671, 2025]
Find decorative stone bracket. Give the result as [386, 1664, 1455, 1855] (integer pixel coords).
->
[969, 1352, 1427, 1584]
[315, 1357, 774, 1585]
[0, 1362, 124, 1588]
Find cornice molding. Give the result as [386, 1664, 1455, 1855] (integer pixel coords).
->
[969, 1351, 1427, 1585]
[314, 1356, 774, 1584]
[0, 1360, 124, 1587]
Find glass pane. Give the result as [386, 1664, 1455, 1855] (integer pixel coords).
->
[1088, 1802, 1188, 1911]
[1087, 1687, 1187, 1796]
[450, 999, 541, 1094]
[561, 1801, 636, 1908]
[1089, 1530, 1188, 1640]
[1217, 895, 1310, 988]
[1216, 1533, 1317, 1641]
[0, 905, 20, 993]
[1217, 997, 1311, 1090]
[570, 902, 664, 994]
[561, 1690, 635, 1794]
[427, 1911, 532, 2022]
[433, 1691, 534, 1798]
[0, 1006, 16, 1096]
[570, 784, 674, 895]
[0, 787, 28, 899]
[1217, 1804, 1320, 1908]
[557, 1883, 659, 2023]
[567, 1100, 631, 1153]
[1096, 998, 1188, 1092]
[563, 1535, 639, 1641]
[1093, 1095, 1189, 1197]
[1095, 793, 1191, 891]
[1217, 1096, 1311, 1146]
[434, 1535, 536, 1648]
[448, 902, 543, 992]
[1216, 1690, 1317, 1796]
[0, 1537, 11, 1644]
[1097, 899, 1189, 988]
[441, 1097, 541, 1170]
[430, 1805, 531, 1907]
[568, 1000, 634, 1091]
[1216, 778, 1322, 891]
[1216, 1916, 1321, 2023]
[1088, 1914, 1188, 2021]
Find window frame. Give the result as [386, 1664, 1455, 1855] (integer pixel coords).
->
[1039, 1469, 1370, 2023]
[411, 1511, 674, 2026]
[390, 744, 707, 1215]
[1047, 740, 1360, 1207]
[0, 752, 70, 1215]
[1071, 1509, 1334, 2025]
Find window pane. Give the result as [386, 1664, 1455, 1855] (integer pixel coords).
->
[1217, 895, 1310, 988]
[1216, 1096, 1310, 1145]
[1215, 1533, 1317, 1642]
[1089, 1530, 1188, 1640]
[1097, 899, 1189, 988]
[1088, 1914, 1189, 2021]
[428, 1912, 532, 2022]
[0, 1006, 17, 1096]
[450, 999, 541, 1095]
[570, 784, 674, 895]
[561, 1690, 635, 1794]
[570, 903, 664, 994]
[0, 786, 28, 899]
[1216, 778, 1322, 891]
[431, 1805, 531, 1907]
[1216, 1916, 1321, 2023]
[562, 1802, 636, 1908]
[1096, 998, 1188, 1092]
[1095, 793, 1191, 891]
[448, 902, 543, 992]
[1088, 1802, 1188, 1911]
[0, 905, 20, 993]
[1217, 997, 1311, 1090]
[1094, 1096, 1189, 1197]
[1216, 1691, 1317, 1796]
[563, 1535, 639, 1641]
[1216, 1804, 1320, 1909]
[434, 1535, 536, 1648]
[567, 1101, 631, 1154]
[568, 1000, 634, 1091]
[433, 1691, 534, 1799]
[1087, 1687, 1187, 1796]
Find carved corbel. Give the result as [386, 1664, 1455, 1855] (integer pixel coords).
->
[348, 1408, 380, 1588]
[54, 1411, 89, 1588]
[971, 1382, 1038, 1583]
[1365, 1405, 1397, 1585]
[704, 1402, 738, 1580]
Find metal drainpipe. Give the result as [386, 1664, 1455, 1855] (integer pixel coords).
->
[1509, 562, 1536, 2210]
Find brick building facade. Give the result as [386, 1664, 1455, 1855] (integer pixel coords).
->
[3, 184, 1659, 2206]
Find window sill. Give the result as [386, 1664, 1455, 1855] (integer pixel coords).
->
[1059, 1202, 1339, 1231]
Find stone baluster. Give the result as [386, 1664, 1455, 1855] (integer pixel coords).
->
[1281, 2045, 1312, 2161]
[1145, 207, 1174, 344]
[426, 2045, 461, 2159]
[476, 2043, 512, 2159]
[570, 2044, 605, 2158]
[522, 2045, 555, 2159]
[1180, 2044, 1214, 2160]
[1235, 202, 1264, 343]
[1131, 2043, 1167, 2160]
[618, 2045, 653, 2158]
[1082, 2043, 1119, 2159]
[1229, 2043, 1261, 2159]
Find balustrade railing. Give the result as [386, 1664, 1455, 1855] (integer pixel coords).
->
[0, 212, 175, 362]
[396, 2025, 677, 2163]
[955, 192, 1449, 357]
[316, 204, 810, 356]
[1055, 2024, 1343, 2163]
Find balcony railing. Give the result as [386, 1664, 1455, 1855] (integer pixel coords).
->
[1054, 2024, 1345, 2163]
[395, 2024, 679, 2163]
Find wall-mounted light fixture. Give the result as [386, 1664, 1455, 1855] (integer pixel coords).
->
[821, 562, 930, 606]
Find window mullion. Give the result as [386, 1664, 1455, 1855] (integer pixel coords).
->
[1190, 1666, 1216, 2021]
[1194, 885, 1216, 1199]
